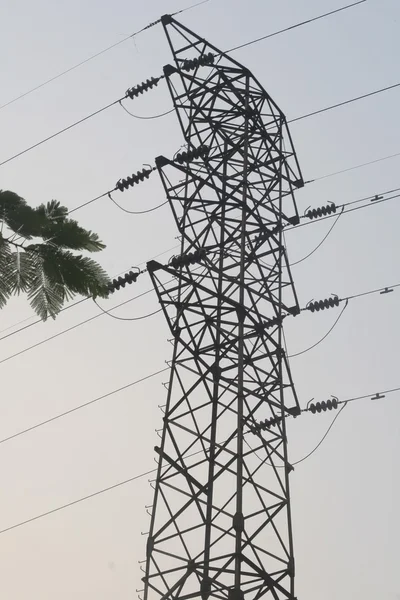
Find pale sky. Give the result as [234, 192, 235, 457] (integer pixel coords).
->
[0, 0, 399, 599]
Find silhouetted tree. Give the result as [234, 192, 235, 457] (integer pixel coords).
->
[0, 190, 109, 320]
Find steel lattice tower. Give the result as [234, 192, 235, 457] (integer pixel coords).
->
[144, 15, 304, 600]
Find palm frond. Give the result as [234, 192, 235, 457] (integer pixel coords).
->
[7, 249, 36, 294]
[0, 190, 109, 320]
[0, 234, 11, 308]
[41, 219, 106, 252]
[26, 244, 110, 300]
[27, 251, 65, 320]
[45, 200, 68, 221]
[0, 190, 47, 238]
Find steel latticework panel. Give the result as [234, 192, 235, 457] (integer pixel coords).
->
[144, 15, 304, 600]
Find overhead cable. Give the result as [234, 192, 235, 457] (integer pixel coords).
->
[2, 380, 400, 535]
[0, 98, 122, 168]
[290, 403, 348, 466]
[68, 145, 207, 214]
[119, 101, 175, 120]
[1, 275, 397, 368]
[0, 288, 155, 366]
[289, 207, 344, 267]
[0, 447, 205, 536]
[107, 192, 169, 215]
[5, 19, 400, 171]
[302, 283, 400, 314]
[0, 467, 159, 536]
[225, 1, 367, 54]
[307, 152, 400, 183]
[68, 191, 111, 215]
[345, 283, 400, 302]
[0, 25, 160, 113]
[0, 0, 211, 112]
[287, 191, 400, 232]
[0, 263, 208, 365]
[0, 75, 167, 169]
[0, 244, 181, 344]
[0, 298, 88, 343]
[328, 385, 400, 407]
[262, 189, 399, 270]
[288, 300, 349, 358]
[0, 367, 169, 447]
[93, 300, 162, 321]
[289, 80, 400, 124]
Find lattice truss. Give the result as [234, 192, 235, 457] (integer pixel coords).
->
[143, 15, 304, 600]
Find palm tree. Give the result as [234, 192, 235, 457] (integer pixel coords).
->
[0, 189, 110, 321]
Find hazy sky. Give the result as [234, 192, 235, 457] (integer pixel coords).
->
[0, 0, 399, 598]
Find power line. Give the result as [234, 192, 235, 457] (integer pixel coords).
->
[0, 367, 169, 447]
[0, 288, 156, 366]
[0, 298, 89, 343]
[290, 403, 348, 466]
[287, 191, 400, 231]
[119, 101, 175, 120]
[3, 9, 396, 171]
[0, 466, 159, 536]
[288, 300, 349, 358]
[66, 171, 400, 221]
[248, 380, 400, 467]
[1, 273, 398, 374]
[0, 98, 122, 168]
[4, 183, 391, 357]
[107, 192, 169, 215]
[335, 385, 400, 406]
[225, 0, 367, 54]
[0, 27, 156, 113]
[0, 265, 210, 365]
[3, 379, 400, 536]
[174, 0, 212, 14]
[307, 152, 400, 182]
[0, 271, 143, 344]
[289, 81, 400, 124]
[53, 167, 400, 228]
[68, 191, 112, 215]
[0, 1, 211, 113]
[3, 78, 399, 175]
[1, 187, 399, 361]
[300, 282, 400, 314]
[289, 207, 344, 267]
[0, 447, 205, 536]
[0, 243, 181, 344]
[344, 282, 400, 302]
[1, 191, 398, 360]
[94, 300, 162, 321]
[333, 186, 400, 208]
[0, 239, 181, 342]
[283, 281, 400, 359]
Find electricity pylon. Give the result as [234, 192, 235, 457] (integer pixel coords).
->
[144, 15, 304, 600]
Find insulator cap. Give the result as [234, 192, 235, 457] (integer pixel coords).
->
[170, 248, 206, 269]
[181, 52, 214, 72]
[125, 77, 161, 100]
[116, 168, 154, 193]
[174, 145, 209, 164]
[307, 296, 340, 313]
[108, 270, 139, 293]
[309, 398, 339, 414]
[306, 203, 337, 220]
